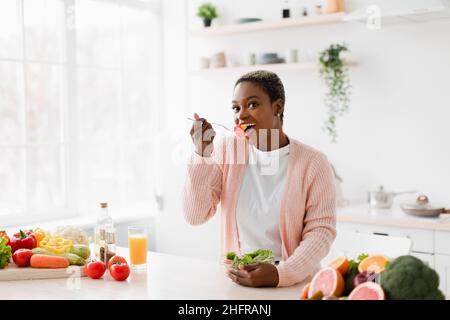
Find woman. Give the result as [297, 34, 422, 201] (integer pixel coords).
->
[183, 70, 336, 288]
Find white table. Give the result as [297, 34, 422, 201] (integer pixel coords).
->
[0, 247, 305, 300]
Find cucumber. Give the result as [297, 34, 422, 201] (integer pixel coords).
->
[70, 244, 91, 260]
[31, 248, 86, 266]
[63, 253, 86, 266]
[32, 248, 54, 256]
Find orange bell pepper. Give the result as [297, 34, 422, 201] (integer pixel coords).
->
[0, 230, 10, 246]
[33, 228, 47, 246]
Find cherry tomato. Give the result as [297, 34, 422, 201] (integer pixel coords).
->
[234, 125, 245, 137]
[12, 249, 33, 267]
[109, 261, 130, 281]
[86, 260, 106, 279]
[108, 255, 128, 270]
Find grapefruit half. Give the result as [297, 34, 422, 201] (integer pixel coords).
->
[348, 282, 386, 300]
[308, 267, 345, 298]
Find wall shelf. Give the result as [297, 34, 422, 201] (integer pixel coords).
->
[190, 12, 346, 37]
[189, 60, 358, 76]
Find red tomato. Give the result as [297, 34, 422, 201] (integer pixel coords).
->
[86, 261, 106, 279]
[108, 255, 128, 270]
[12, 249, 33, 267]
[234, 125, 245, 137]
[109, 261, 130, 281]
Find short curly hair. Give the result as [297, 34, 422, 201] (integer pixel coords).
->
[234, 70, 285, 122]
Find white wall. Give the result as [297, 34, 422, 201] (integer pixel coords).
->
[155, 0, 450, 260]
[154, 0, 220, 261]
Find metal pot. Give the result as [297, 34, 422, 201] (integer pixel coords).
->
[368, 186, 416, 209]
[401, 195, 450, 217]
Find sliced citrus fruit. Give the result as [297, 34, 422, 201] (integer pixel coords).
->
[308, 291, 324, 300]
[300, 283, 310, 299]
[328, 256, 350, 276]
[308, 267, 345, 298]
[348, 282, 386, 300]
[358, 255, 389, 274]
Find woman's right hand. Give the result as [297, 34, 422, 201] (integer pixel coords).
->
[190, 113, 216, 157]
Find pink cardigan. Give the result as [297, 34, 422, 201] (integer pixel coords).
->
[182, 136, 336, 287]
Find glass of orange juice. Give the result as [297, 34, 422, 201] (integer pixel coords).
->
[128, 226, 148, 270]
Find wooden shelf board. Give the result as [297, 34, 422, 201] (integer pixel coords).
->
[190, 12, 346, 37]
[189, 60, 357, 75]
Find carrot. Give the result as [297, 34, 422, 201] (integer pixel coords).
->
[30, 254, 69, 268]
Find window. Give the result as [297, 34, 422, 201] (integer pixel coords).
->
[0, 0, 162, 226]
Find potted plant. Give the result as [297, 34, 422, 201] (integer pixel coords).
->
[319, 43, 352, 143]
[197, 3, 218, 27]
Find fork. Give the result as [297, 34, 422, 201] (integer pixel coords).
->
[187, 117, 232, 132]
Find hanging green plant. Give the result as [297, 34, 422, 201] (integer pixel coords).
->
[319, 43, 352, 143]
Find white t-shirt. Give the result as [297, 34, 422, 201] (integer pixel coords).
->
[236, 143, 290, 262]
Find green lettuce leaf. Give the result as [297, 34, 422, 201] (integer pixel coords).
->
[0, 237, 12, 269]
[229, 249, 275, 269]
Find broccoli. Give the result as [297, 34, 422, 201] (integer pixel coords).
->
[380, 255, 445, 300]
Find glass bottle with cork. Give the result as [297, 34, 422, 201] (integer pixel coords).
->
[94, 202, 116, 266]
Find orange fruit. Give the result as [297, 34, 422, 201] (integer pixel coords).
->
[348, 282, 386, 300]
[328, 256, 350, 276]
[308, 267, 345, 298]
[358, 255, 389, 274]
[300, 283, 310, 299]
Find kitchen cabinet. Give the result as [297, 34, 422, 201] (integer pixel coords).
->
[336, 222, 434, 253]
[435, 231, 450, 255]
[435, 255, 450, 298]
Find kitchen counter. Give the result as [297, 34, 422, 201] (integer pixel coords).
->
[3, 211, 156, 235]
[337, 204, 450, 232]
[0, 247, 305, 300]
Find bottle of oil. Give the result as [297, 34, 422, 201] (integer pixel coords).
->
[100, 228, 116, 267]
[94, 203, 114, 260]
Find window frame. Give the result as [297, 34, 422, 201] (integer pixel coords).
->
[0, 0, 163, 227]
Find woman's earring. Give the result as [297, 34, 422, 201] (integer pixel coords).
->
[277, 113, 281, 117]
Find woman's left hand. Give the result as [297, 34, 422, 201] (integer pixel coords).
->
[227, 263, 279, 287]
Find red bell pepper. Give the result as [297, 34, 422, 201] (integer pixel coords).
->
[0, 231, 10, 246]
[10, 230, 37, 253]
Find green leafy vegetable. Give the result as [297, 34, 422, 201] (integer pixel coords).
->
[347, 253, 368, 270]
[345, 253, 369, 294]
[357, 253, 369, 262]
[226, 249, 274, 270]
[226, 251, 236, 261]
[0, 237, 12, 269]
